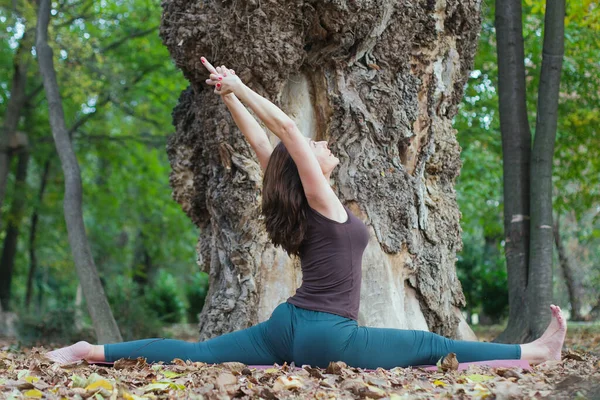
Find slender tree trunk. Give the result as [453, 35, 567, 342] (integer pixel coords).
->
[26, 158, 52, 309]
[36, 0, 122, 343]
[0, 33, 30, 217]
[0, 146, 29, 311]
[553, 215, 585, 321]
[494, 0, 532, 343]
[162, 0, 482, 340]
[527, 0, 565, 338]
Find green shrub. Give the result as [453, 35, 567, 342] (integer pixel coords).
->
[185, 271, 209, 323]
[107, 276, 163, 340]
[17, 306, 95, 346]
[144, 269, 186, 324]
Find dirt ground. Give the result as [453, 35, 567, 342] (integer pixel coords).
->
[1, 323, 598, 399]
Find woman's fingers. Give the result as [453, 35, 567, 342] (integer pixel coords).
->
[209, 73, 223, 81]
[200, 57, 218, 74]
[221, 65, 228, 77]
[205, 78, 217, 86]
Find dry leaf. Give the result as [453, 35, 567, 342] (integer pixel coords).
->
[438, 353, 459, 372]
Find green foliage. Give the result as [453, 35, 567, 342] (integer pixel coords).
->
[185, 271, 209, 323]
[457, 238, 508, 323]
[106, 276, 164, 341]
[1, 0, 200, 336]
[144, 270, 186, 325]
[17, 305, 95, 346]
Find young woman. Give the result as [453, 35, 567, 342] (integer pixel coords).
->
[47, 58, 567, 369]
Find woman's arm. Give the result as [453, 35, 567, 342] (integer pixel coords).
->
[202, 58, 342, 216]
[221, 93, 273, 171]
[232, 81, 340, 214]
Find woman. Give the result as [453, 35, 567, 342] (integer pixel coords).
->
[47, 58, 566, 369]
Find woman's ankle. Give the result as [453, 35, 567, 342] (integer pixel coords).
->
[86, 344, 106, 362]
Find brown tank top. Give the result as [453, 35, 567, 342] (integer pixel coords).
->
[287, 205, 369, 320]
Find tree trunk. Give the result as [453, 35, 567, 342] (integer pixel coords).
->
[527, 0, 565, 338]
[161, 0, 482, 340]
[0, 32, 30, 217]
[494, 0, 533, 344]
[553, 215, 585, 321]
[0, 146, 29, 311]
[35, 0, 122, 344]
[26, 158, 51, 309]
[495, 0, 565, 342]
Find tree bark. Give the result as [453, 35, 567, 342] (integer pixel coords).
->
[162, 0, 482, 340]
[35, 0, 122, 343]
[492, 0, 532, 343]
[553, 215, 585, 321]
[495, 0, 565, 343]
[25, 158, 51, 309]
[527, 0, 565, 338]
[0, 32, 31, 218]
[0, 146, 29, 311]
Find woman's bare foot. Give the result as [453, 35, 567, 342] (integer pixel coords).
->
[520, 305, 567, 364]
[46, 341, 93, 365]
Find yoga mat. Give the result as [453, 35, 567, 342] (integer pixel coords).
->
[88, 359, 531, 371]
[248, 359, 531, 372]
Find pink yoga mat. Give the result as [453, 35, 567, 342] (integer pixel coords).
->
[248, 360, 531, 372]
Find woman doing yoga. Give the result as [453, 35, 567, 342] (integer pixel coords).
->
[47, 58, 567, 369]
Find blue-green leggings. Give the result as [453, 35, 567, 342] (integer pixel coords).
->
[104, 302, 520, 369]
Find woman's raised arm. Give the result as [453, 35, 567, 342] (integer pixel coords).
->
[201, 57, 343, 218]
[222, 93, 273, 172]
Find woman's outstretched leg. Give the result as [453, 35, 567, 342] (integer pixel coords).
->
[47, 321, 285, 365]
[336, 305, 566, 369]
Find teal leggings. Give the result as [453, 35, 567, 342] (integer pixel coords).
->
[104, 303, 520, 369]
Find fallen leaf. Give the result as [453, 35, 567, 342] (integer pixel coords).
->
[438, 353, 459, 372]
[433, 379, 446, 387]
[23, 389, 43, 398]
[326, 361, 348, 375]
[563, 350, 585, 361]
[273, 375, 303, 391]
[465, 373, 494, 383]
[85, 378, 113, 391]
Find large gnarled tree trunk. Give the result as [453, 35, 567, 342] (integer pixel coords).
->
[161, 0, 481, 340]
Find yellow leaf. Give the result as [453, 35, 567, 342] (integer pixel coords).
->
[85, 379, 113, 391]
[123, 393, 147, 400]
[466, 374, 494, 383]
[162, 370, 182, 379]
[24, 376, 40, 383]
[264, 368, 279, 374]
[23, 389, 43, 398]
[433, 380, 446, 387]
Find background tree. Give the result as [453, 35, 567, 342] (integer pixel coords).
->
[0, 0, 199, 343]
[161, 0, 482, 340]
[36, 0, 122, 343]
[455, 0, 599, 329]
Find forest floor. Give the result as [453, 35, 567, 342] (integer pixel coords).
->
[0, 323, 599, 399]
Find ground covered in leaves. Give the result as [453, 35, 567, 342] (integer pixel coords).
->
[1, 324, 599, 399]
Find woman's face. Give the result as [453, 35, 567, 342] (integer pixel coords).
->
[308, 138, 339, 176]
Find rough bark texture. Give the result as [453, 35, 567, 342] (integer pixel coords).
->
[36, 0, 122, 344]
[161, 0, 482, 340]
[494, 0, 532, 344]
[527, 0, 564, 338]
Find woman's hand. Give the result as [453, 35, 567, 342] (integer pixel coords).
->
[201, 57, 242, 96]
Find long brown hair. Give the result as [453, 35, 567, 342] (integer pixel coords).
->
[262, 142, 309, 256]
